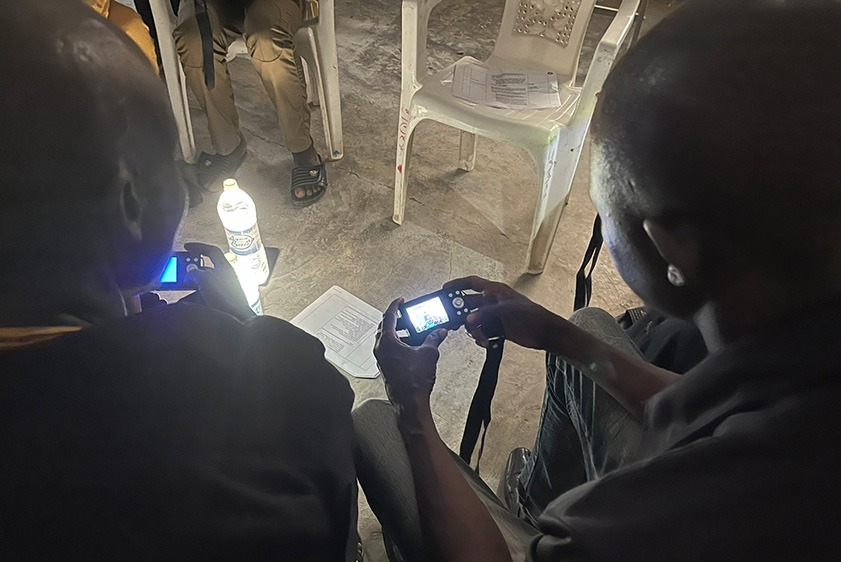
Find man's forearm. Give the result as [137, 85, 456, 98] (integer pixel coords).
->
[543, 317, 680, 419]
[398, 399, 513, 562]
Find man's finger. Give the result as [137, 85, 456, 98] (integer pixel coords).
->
[381, 298, 403, 335]
[422, 328, 448, 349]
[462, 308, 488, 347]
[183, 242, 229, 270]
[465, 304, 505, 340]
[184, 264, 210, 288]
[462, 293, 485, 310]
[465, 308, 487, 333]
[465, 322, 490, 348]
[443, 275, 490, 291]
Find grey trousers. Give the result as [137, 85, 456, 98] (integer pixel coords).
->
[353, 308, 643, 561]
[173, 0, 312, 154]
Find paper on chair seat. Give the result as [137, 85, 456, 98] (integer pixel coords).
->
[452, 62, 562, 109]
[291, 286, 381, 379]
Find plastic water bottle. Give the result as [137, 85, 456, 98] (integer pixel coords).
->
[217, 179, 269, 285]
[241, 282, 263, 316]
[225, 252, 264, 316]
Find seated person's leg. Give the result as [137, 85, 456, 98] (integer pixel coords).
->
[519, 308, 643, 521]
[625, 309, 708, 374]
[131, 1, 157, 43]
[86, 0, 110, 14]
[353, 400, 425, 561]
[353, 400, 539, 562]
[108, 0, 159, 71]
[174, 0, 246, 187]
[243, 0, 327, 205]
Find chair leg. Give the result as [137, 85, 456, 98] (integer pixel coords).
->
[149, 0, 195, 162]
[526, 140, 578, 274]
[458, 131, 477, 172]
[393, 113, 420, 225]
[310, 13, 344, 160]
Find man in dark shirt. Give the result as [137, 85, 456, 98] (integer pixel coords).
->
[354, 0, 841, 560]
[0, 1, 354, 559]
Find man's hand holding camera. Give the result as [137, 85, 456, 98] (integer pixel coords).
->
[375, 277, 568, 417]
[445, 276, 564, 351]
[182, 242, 256, 322]
[374, 299, 448, 423]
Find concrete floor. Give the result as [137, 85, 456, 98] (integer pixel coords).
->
[172, 1, 679, 558]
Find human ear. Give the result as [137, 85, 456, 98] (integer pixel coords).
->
[642, 219, 700, 288]
[117, 162, 143, 244]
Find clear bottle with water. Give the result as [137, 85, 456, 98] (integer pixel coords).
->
[217, 179, 269, 285]
[225, 253, 264, 316]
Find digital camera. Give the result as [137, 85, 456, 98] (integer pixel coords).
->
[396, 288, 475, 345]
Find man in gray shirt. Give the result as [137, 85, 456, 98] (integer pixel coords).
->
[354, 0, 841, 559]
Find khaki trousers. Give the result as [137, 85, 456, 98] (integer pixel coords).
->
[174, 0, 311, 155]
[85, 0, 159, 71]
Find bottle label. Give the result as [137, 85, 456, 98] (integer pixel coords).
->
[226, 224, 262, 256]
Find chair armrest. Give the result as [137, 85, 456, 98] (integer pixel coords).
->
[401, 0, 446, 95]
[577, 0, 640, 120]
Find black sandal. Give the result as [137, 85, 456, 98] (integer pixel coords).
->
[197, 137, 247, 193]
[291, 156, 328, 206]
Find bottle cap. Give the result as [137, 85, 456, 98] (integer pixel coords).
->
[223, 179, 239, 190]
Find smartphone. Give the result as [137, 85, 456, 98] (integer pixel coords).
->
[397, 289, 473, 345]
[156, 252, 206, 290]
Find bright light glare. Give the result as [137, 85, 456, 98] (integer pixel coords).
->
[406, 297, 449, 333]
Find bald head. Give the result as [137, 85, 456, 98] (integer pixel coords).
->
[591, 0, 841, 324]
[0, 0, 185, 321]
[1, 0, 177, 199]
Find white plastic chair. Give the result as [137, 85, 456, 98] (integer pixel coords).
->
[395, 0, 640, 274]
[149, 0, 344, 163]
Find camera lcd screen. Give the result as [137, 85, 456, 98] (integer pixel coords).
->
[405, 296, 450, 333]
[159, 256, 179, 284]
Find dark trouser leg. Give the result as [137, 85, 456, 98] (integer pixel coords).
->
[353, 400, 539, 562]
[174, 0, 243, 155]
[518, 308, 644, 523]
[243, 0, 312, 154]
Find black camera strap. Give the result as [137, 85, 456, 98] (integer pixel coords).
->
[458, 338, 504, 474]
[574, 214, 603, 310]
[194, 0, 215, 90]
[457, 214, 602, 473]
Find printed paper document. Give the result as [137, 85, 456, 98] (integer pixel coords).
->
[452, 62, 561, 109]
[291, 286, 381, 379]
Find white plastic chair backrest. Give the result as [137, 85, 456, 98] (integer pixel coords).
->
[401, 0, 445, 94]
[491, 0, 597, 83]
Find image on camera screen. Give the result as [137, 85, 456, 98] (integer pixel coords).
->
[406, 297, 450, 333]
